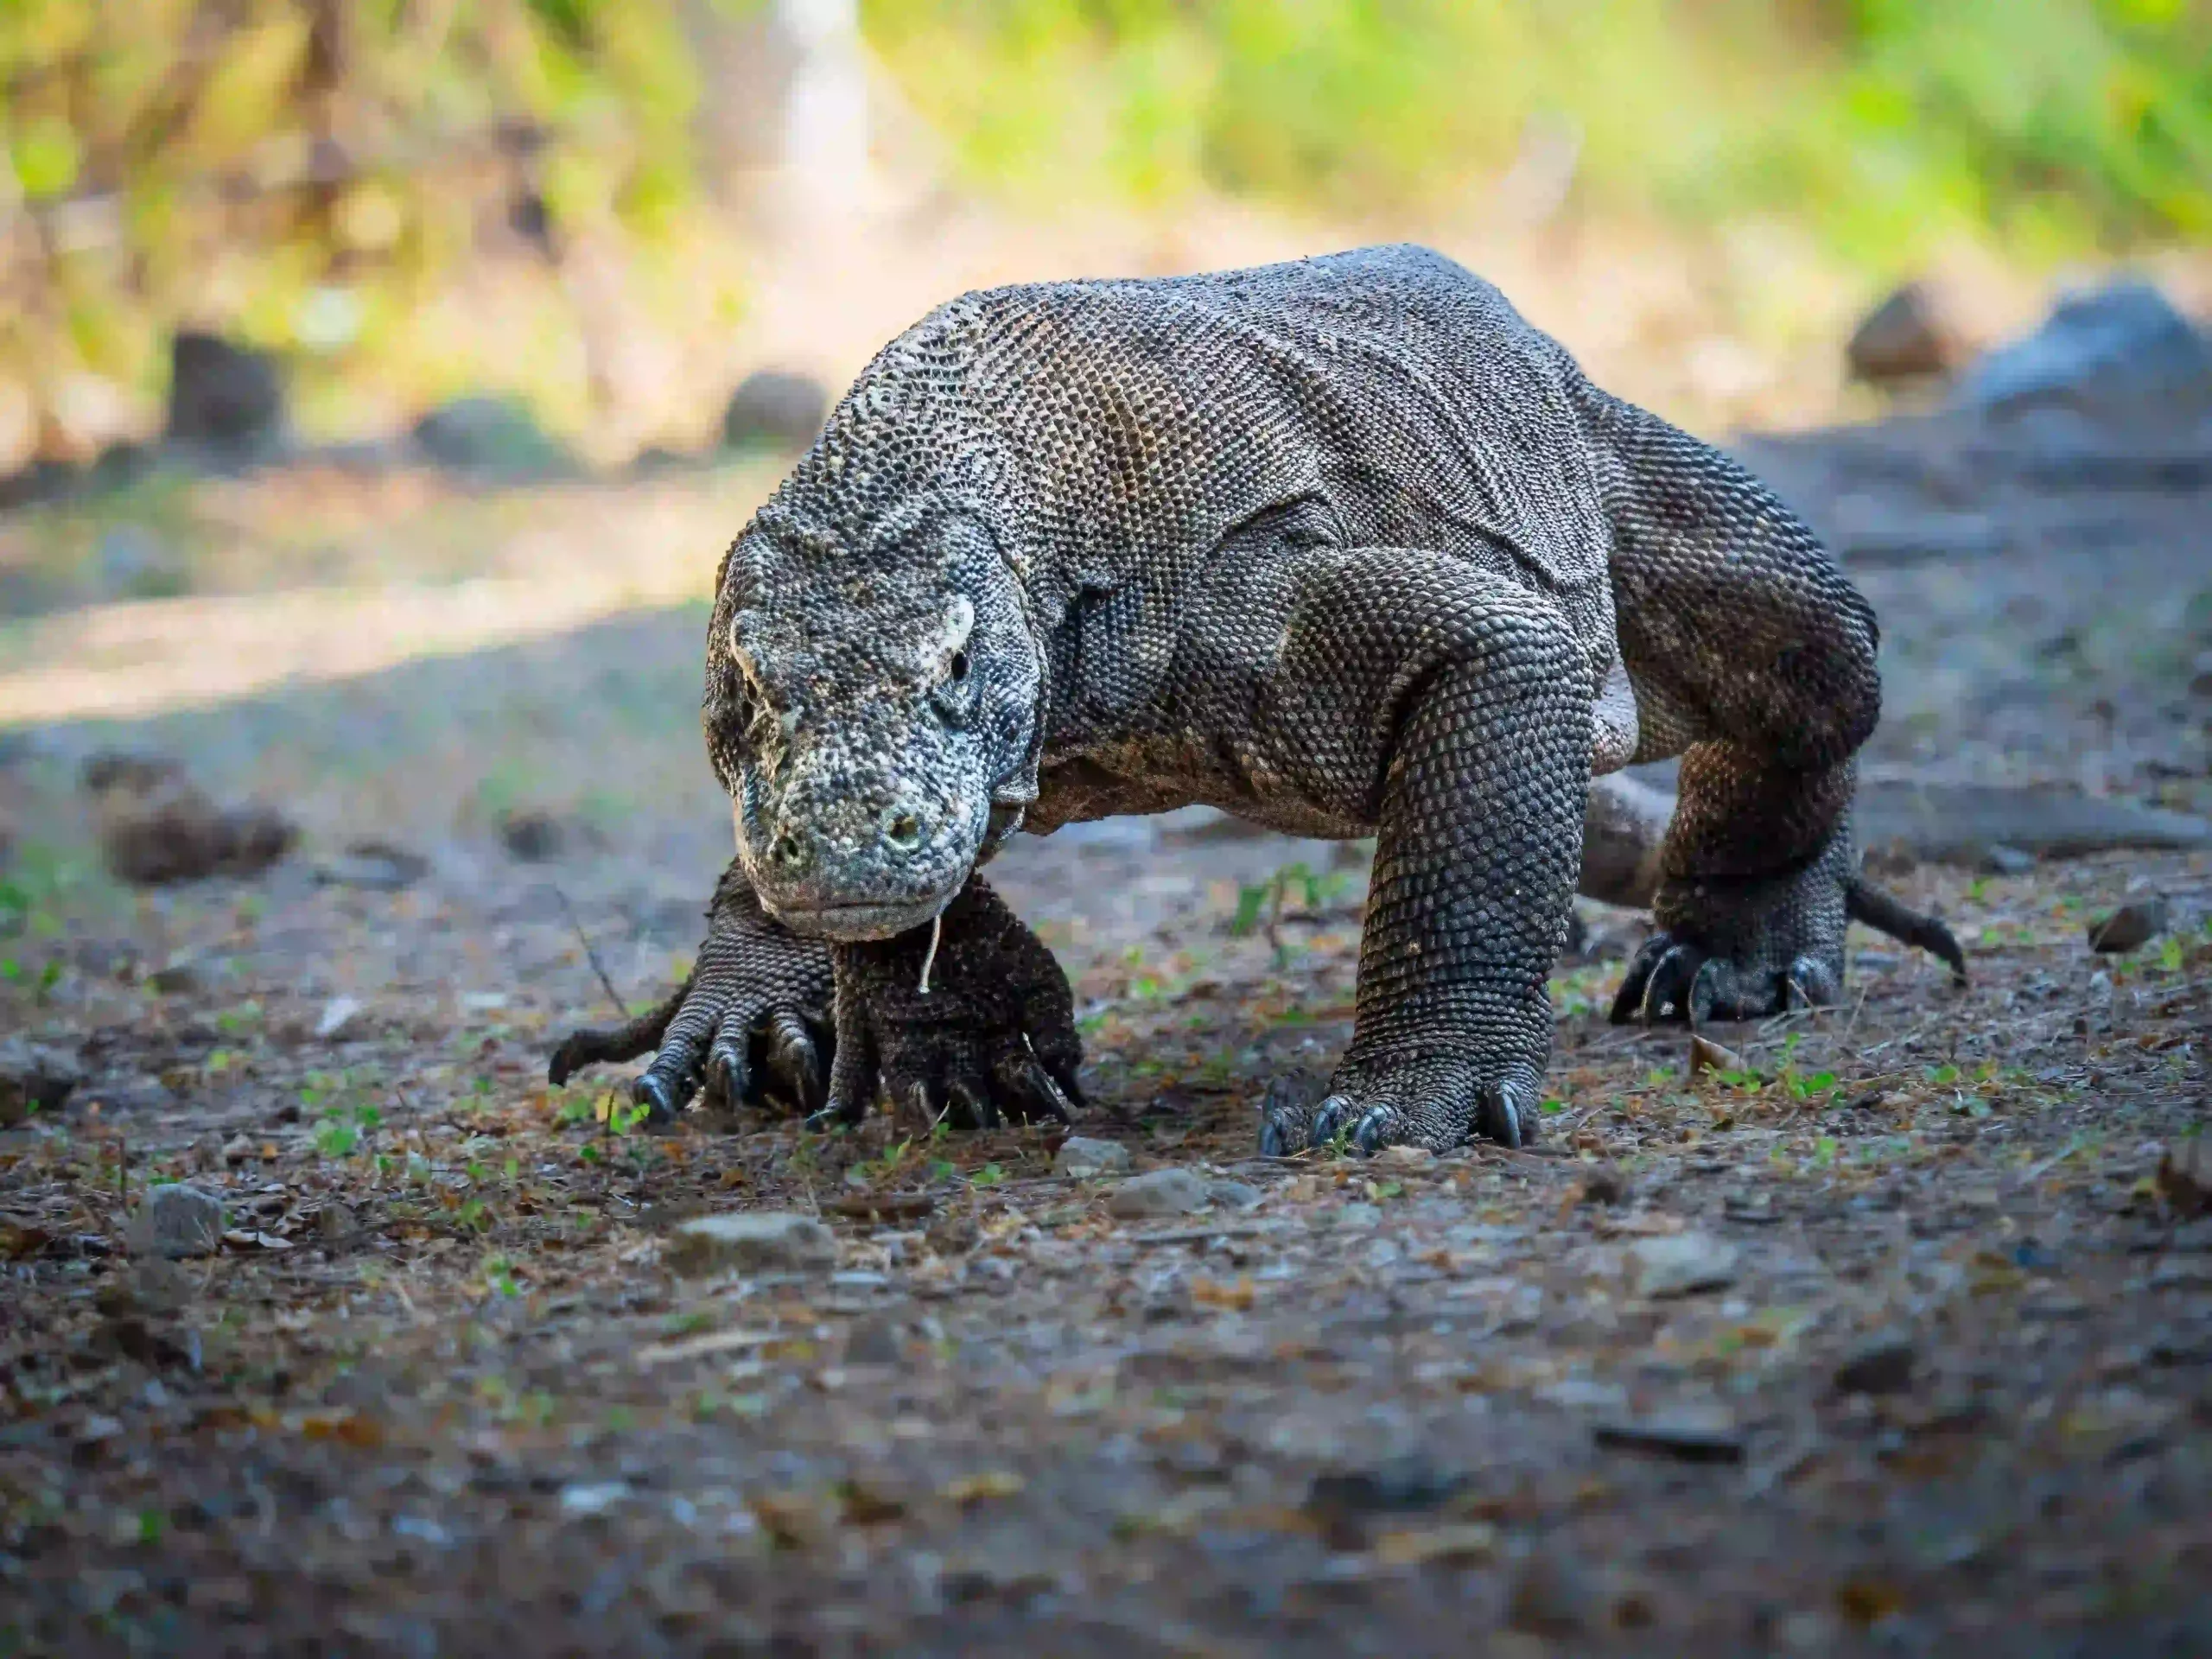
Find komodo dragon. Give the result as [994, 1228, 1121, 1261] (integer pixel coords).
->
[549, 245, 1965, 1155]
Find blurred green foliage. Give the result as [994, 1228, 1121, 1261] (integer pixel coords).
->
[864, 0, 2212, 264]
[0, 0, 2201, 462]
[0, 0, 747, 453]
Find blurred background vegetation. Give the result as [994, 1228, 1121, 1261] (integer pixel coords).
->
[872, 0, 2211, 257]
[0, 0, 2205, 471]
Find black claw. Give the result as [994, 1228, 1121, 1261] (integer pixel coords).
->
[766, 1015, 823, 1109]
[1351, 1107, 1395, 1156]
[706, 1040, 749, 1109]
[632, 1066, 687, 1124]
[1686, 957, 1722, 1028]
[1258, 1113, 1298, 1158]
[1480, 1081, 1524, 1149]
[1009, 1057, 1074, 1123]
[948, 1077, 1000, 1132]
[1310, 1095, 1356, 1151]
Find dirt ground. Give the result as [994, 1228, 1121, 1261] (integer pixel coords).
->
[2, 397, 2209, 1657]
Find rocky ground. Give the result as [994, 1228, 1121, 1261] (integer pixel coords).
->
[3, 362, 2210, 1655]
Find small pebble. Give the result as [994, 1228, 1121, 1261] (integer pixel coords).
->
[1054, 1136, 1132, 1179]
[1834, 1333, 1916, 1395]
[1507, 1555, 1600, 1637]
[1629, 1232, 1738, 1299]
[127, 1184, 226, 1259]
[0, 1038, 81, 1126]
[146, 959, 202, 995]
[1108, 1166, 1210, 1219]
[666, 1211, 837, 1276]
[315, 995, 365, 1040]
[1593, 1409, 1745, 1464]
[2088, 896, 2168, 954]
[1206, 1179, 1263, 1211]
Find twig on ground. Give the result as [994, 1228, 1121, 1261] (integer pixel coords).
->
[550, 882, 628, 1018]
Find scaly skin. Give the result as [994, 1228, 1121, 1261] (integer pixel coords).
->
[547, 245, 1964, 1152]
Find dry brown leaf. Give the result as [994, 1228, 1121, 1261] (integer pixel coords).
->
[1689, 1035, 1745, 1077]
[1373, 1521, 1499, 1567]
[942, 1471, 1025, 1504]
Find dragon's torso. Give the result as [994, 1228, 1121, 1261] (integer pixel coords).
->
[763, 243, 1629, 836]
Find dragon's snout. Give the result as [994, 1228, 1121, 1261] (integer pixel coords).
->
[741, 770, 979, 943]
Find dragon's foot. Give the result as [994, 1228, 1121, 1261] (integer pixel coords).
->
[817, 878, 1085, 1133]
[1610, 855, 1849, 1027]
[1260, 1051, 1541, 1156]
[546, 931, 836, 1127]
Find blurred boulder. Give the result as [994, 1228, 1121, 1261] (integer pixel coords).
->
[1847, 282, 1967, 386]
[0, 1038, 81, 1128]
[165, 332, 285, 460]
[81, 752, 296, 886]
[411, 396, 574, 480]
[721, 371, 830, 453]
[495, 807, 567, 862]
[1957, 279, 2212, 423]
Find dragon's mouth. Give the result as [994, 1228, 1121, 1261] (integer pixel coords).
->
[768, 894, 953, 943]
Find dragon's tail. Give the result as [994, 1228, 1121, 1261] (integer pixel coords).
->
[1844, 876, 1968, 986]
[545, 964, 696, 1086]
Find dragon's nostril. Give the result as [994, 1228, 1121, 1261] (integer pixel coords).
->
[884, 810, 924, 851]
[770, 831, 806, 870]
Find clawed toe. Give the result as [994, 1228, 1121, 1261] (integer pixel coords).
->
[632, 1065, 688, 1124]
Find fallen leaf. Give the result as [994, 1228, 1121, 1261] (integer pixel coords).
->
[221, 1229, 293, 1251]
[1689, 1035, 1745, 1078]
[942, 1471, 1026, 1504]
[1373, 1521, 1499, 1567]
[1835, 1576, 1904, 1627]
[837, 1481, 908, 1525]
[1190, 1274, 1255, 1311]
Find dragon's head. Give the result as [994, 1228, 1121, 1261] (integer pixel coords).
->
[704, 503, 1041, 942]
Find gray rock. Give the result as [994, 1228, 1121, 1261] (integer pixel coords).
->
[1979, 843, 2035, 875]
[1628, 1233, 1738, 1299]
[128, 1184, 226, 1259]
[1958, 279, 2212, 423]
[1107, 1166, 1210, 1219]
[315, 996, 365, 1041]
[845, 1316, 906, 1366]
[0, 1038, 82, 1126]
[1053, 1136, 1131, 1179]
[411, 397, 573, 480]
[165, 332, 284, 460]
[314, 840, 429, 892]
[146, 957, 202, 995]
[721, 370, 830, 452]
[1847, 283, 1966, 385]
[1507, 1555, 1601, 1637]
[495, 808, 567, 862]
[2088, 897, 2169, 954]
[666, 1210, 837, 1276]
[1206, 1179, 1263, 1211]
[1592, 1408, 1745, 1464]
[1834, 1333, 1916, 1395]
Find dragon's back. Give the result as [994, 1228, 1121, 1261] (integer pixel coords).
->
[785, 244, 1618, 663]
